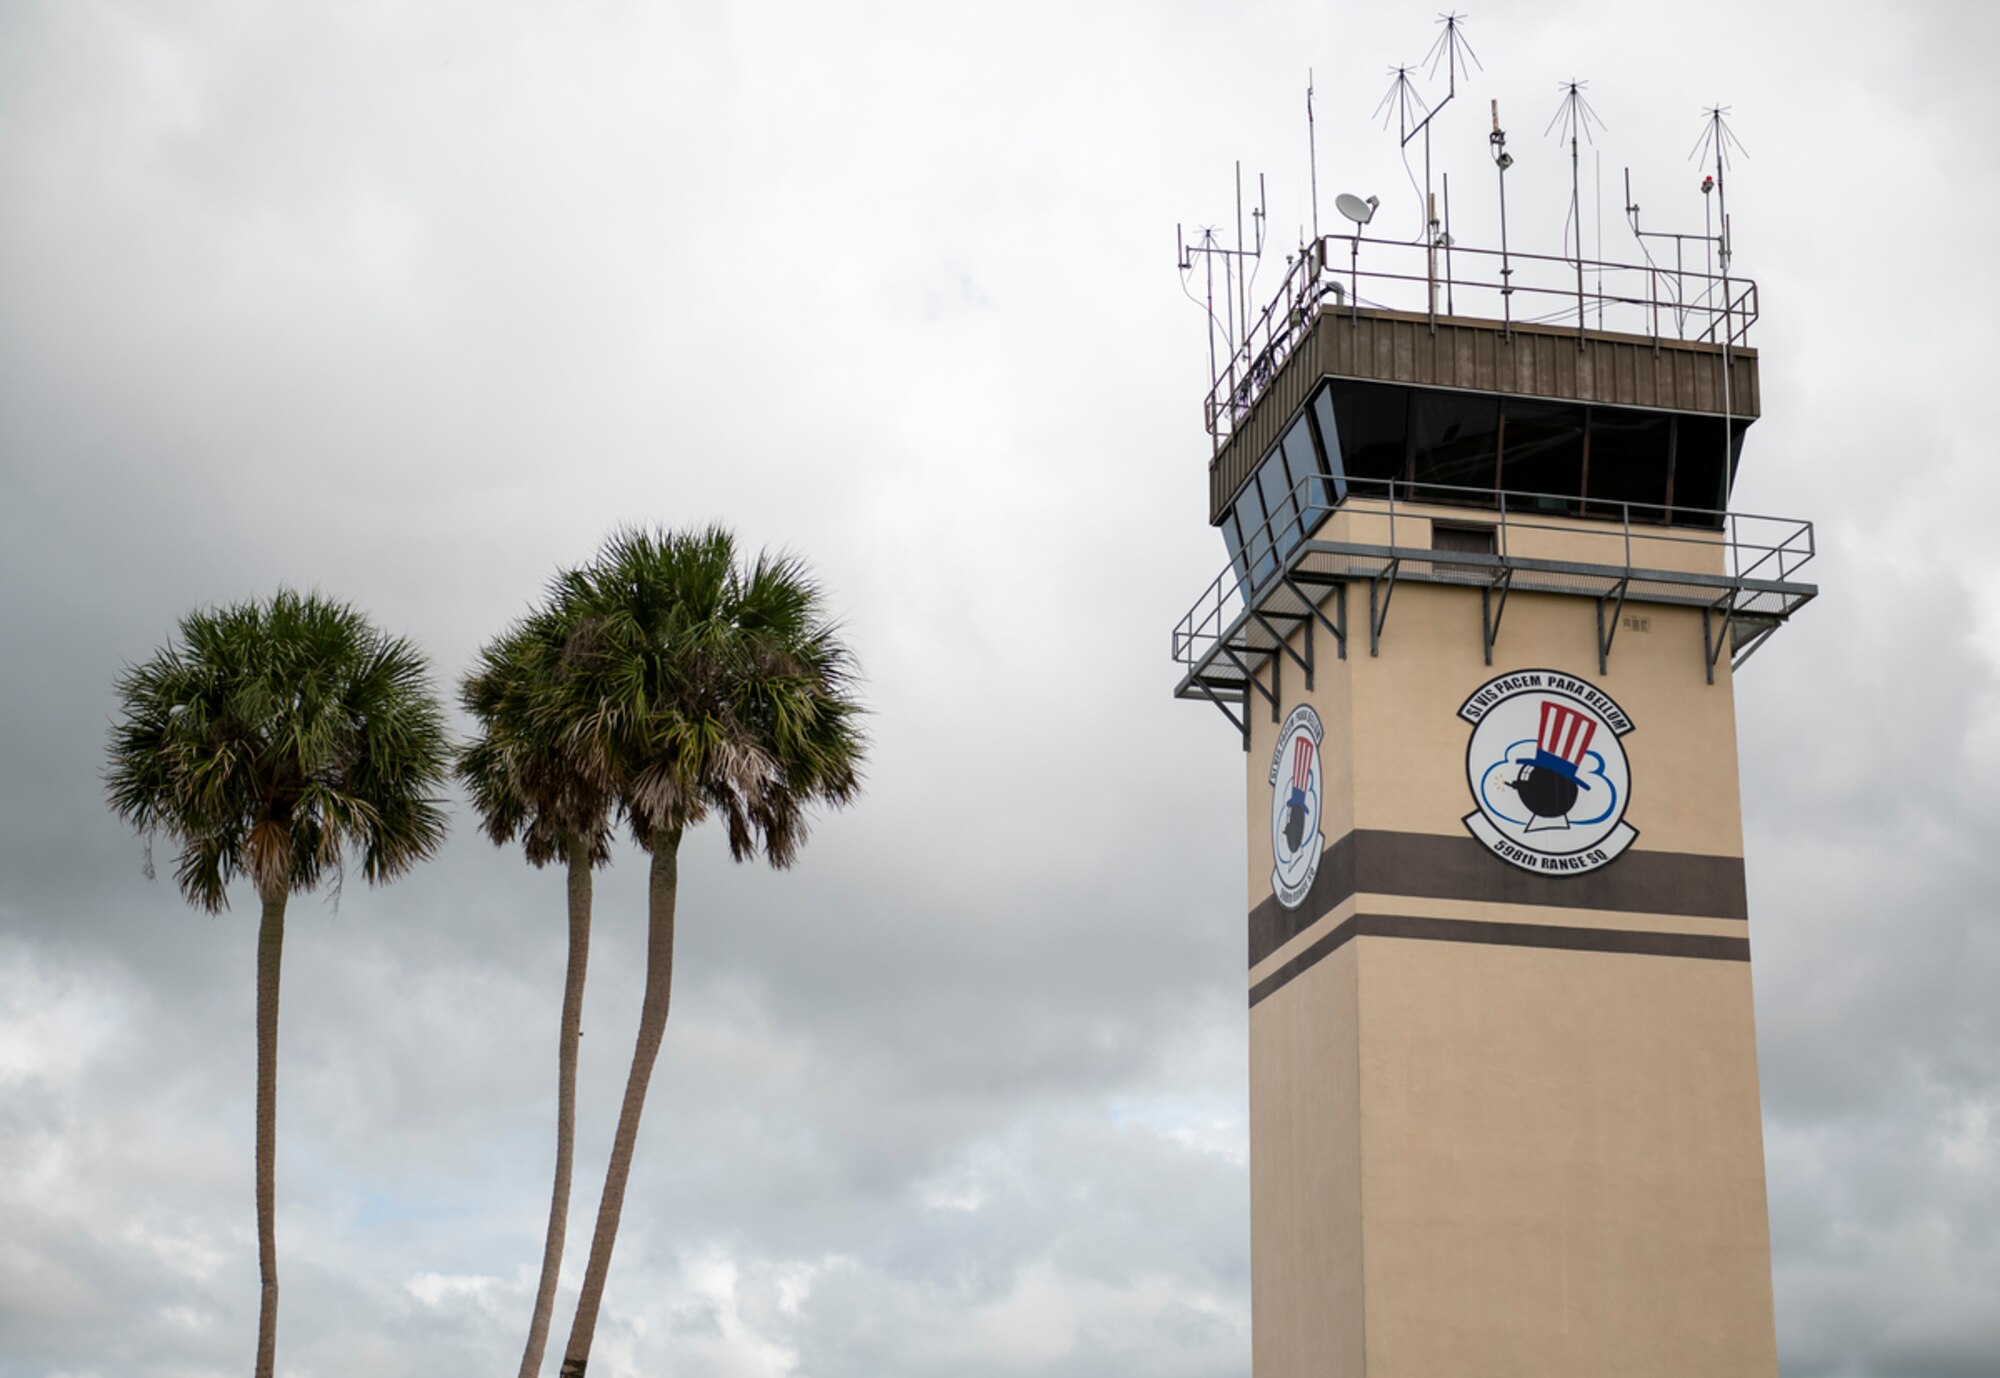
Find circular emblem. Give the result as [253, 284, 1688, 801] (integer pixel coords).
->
[1269, 704, 1325, 908]
[1457, 670, 1638, 876]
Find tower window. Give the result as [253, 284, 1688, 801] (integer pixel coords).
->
[1585, 406, 1673, 523]
[1330, 380, 1410, 493]
[1410, 390, 1502, 503]
[1501, 398, 1587, 514]
[1432, 522, 1497, 555]
[1674, 416, 1733, 527]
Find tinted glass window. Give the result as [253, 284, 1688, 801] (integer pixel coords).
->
[1585, 406, 1672, 523]
[1256, 448, 1304, 560]
[1410, 389, 1501, 504]
[1220, 505, 1248, 587]
[1226, 461, 1270, 583]
[1309, 385, 1349, 501]
[1674, 416, 1730, 526]
[1500, 399, 1586, 513]
[1330, 381, 1408, 494]
[1281, 415, 1333, 531]
[1256, 447, 1299, 545]
[1243, 505, 1278, 588]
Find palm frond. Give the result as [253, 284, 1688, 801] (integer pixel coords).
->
[106, 589, 453, 912]
[545, 524, 868, 864]
[458, 586, 617, 870]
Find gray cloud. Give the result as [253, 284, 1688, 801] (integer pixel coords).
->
[3, 1, 1995, 1375]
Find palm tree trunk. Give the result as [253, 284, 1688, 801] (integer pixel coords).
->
[558, 827, 680, 1378]
[518, 843, 593, 1378]
[254, 888, 286, 1378]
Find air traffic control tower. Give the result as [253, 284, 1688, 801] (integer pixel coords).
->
[1172, 81, 1816, 1377]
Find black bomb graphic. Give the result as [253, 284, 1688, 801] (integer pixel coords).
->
[1508, 701, 1597, 828]
[1459, 670, 1638, 875]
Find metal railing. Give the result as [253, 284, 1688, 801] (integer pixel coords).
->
[1204, 234, 1758, 451]
[1171, 476, 1814, 672]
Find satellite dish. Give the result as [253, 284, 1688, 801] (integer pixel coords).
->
[1335, 193, 1379, 227]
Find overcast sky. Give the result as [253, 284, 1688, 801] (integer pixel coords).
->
[3, 2, 1996, 1375]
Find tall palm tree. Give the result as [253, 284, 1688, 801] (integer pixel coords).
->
[457, 596, 615, 1378]
[553, 526, 866, 1378]
[104, 590, 450, 1378]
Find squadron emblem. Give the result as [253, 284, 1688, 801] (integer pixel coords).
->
[1269, 705, 1325, 908]
[1459, 670, 1637, 876]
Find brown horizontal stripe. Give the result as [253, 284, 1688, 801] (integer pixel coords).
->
[1248, 912, 1751, 1008]
[1248, 831, 1359, 966]
[1249, 829, 1747, 967]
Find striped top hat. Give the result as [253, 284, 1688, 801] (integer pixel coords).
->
[1532, 701, 1597, 789]
[1288, 735, 1314, 804]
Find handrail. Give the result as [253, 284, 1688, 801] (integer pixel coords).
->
[1171, 474, 1814, 669]
[1203, 234, 1759, 451]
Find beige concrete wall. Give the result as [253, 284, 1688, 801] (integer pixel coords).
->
[1349, 584, 1745, 857]
[1355, 937, 1778, 1378]
[1243, 570, 1776, 1377]
[1313, 502, 1732, 581]
[1250, 941, 1366, 1378]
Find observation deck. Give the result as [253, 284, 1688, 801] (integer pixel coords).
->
[1173, 232, 1817, 739]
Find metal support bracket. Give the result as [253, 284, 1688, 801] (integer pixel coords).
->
[1732, 619, 1780, 672]
[1596, 577, 1629, 674]
[1481, 567, 1514, 667]
[1219, 643, 1280, 724]
[1282, 575, 1347, 661]
[1369, 559, 1401, 657]
[1193, 677, 1249, 751]
[1249, 608, 1313, 692]
[1702, 597, 1734, 686]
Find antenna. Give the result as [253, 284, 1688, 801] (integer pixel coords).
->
[1307, 72, 1321, 245]
[1692, 105, 1747, 435]
[1176, 224, 1224, 387]
[1546, 79, 1606, 342]
[1492, 97, 1513, 337]
[1373, 13, 1480, 243]
[1371, 14, 1479, 332]
[1177, 164, 1268, 430]
[1624, 106, 1741, 342]
[1691, 104, 1746, 281]
[1335, 193, 1378, 226]
[1443, 170, 1455, 317]
[1166, 20, 1769, 458]
[1335, 193, 1379, 322]
[1595, 148, 1603, 329]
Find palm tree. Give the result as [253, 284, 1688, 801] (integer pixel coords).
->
[553, 526, 866, 1378]
[104, 590, 450, 1378]
[457, 596, 615, 1378]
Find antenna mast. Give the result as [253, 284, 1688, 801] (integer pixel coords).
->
[1693, 105, 1747, 454]
[1692, 105, 1745, 327]
[1307, 72, 1321, 245]
[1177, 165, 1268, 432]
[1623, 106, 1743, 345]
[1546, 79, 1605, 345]
[1492, 97, 1513, 337]
[1375, 13, 1479, 329]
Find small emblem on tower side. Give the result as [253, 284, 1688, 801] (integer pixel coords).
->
[1269, 704, 1325, 908]
[1458, 670, 1638, 876]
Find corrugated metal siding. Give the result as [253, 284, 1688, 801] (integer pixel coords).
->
[1207, 331, 1319, 518]
[1207, 310, 1761, 524]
